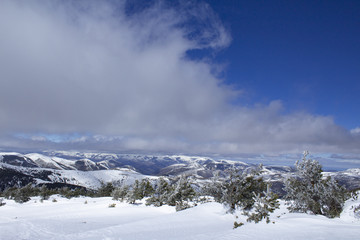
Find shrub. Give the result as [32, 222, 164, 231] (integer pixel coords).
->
[208, 167, 267, 213]
[13, 184, 36, 203]
[112, 185, 130, 202]
[167, 176, 197, 210]
[0, 198, 5, 207]
[284, 151, 349, 218]
[146, 178, 171, 207]
[97, 182, 115, 197]
[127, 179, 155, 204]
[245, 192, 279, 224]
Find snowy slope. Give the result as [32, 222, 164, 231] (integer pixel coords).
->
[0, 196, 359, 240]
[0, 161, 151, 190]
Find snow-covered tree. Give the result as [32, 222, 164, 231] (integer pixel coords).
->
[97, 182, 115, 197]
[245, 191, 279, 224]
[167, 176, 197, 211]
[284, 151, 349, 218]
[112, 185, 130, 202]
[127, 179, 154, 204]
[146, 178, 171, 207]
[210, 167, 267, 213]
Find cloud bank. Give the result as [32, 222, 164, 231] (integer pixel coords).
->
[0, 0, 359, 155]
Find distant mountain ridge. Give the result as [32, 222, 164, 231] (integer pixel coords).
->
[1, 151, 359, 193]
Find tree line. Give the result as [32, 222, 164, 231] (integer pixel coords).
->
[1, 152, 356, 225]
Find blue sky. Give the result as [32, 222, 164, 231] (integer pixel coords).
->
[205, 0, 360, 129]
[0, 0, 359, 168]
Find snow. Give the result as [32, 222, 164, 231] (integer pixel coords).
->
[25, 153, 77, 170]
[0, 196, 359, 240]
[41, 168, 150, 189]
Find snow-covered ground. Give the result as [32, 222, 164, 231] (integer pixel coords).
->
[0, 195, 359, 240]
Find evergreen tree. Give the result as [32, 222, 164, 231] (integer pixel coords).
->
[39, 185, 52, 200]
[167, 176, 196, 211]
[146, 178, 171, 207]
[284, 151, 349, 218]
[245, 191, 279, 224]
[216, 167, 267, 213]
[97, 182, 115, 197]
[140, 179, 155, 197]
[127, 179, 154, 204]
[13, 183, 34, 203]
[112, 185, 130, 202]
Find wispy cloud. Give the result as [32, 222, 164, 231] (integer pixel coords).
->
[0, 0, 359, 156]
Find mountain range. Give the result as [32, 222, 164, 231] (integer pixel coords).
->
[1, 151, 359, 194]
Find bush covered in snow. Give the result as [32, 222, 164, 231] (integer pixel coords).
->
[206, 166, 280, 225]
[145, 177, 172, 207]
[206, 166, 268, 212]
[0, 197, 5, 206]
[111, 176, 197, 211]
[284, 151, 350, 218]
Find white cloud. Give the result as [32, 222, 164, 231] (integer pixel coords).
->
[350, 127, 360, 135]
[0, 0, 359, 155]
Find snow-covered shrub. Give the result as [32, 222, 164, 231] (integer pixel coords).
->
[58, 186, 88, 199]
[39, 185, 52, 200]
[245, 191, 279, 224]
[112, 185, 130, 202]
[97, 182, 115, 197]
[233, 220, 244, 229]
[0, 198, 5, 207]
[167, 176, 197, 211]
[208, 167, 267, 213]
[353, 205, 360, 219]
[284, 151, 349, 218]
[146, 178, 172, 207]
[145, 176, 197, 211]
[127, 179, 155, 204]
[13, 183, 35, 203]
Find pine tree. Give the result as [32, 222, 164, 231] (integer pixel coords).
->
[284, 151, 349, 218]
[146, 178, 171, 207]
[39, 185, 51, 200]
[97, 182, 115, 197]
[13, 183, 34, 203]
[217, 167, 267, 213]
[112, 185, 130, 202]
[127, 179, 154, 204]
[167, 176, 196, 211]
[246, 190, 279, 224]
[127, 180, 143, 204]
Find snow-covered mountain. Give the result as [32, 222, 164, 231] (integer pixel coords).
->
[1, 151, 360, 192]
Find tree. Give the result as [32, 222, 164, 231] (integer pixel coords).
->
[211, 167, 267, 213]
[167, 176, 197, 211]
[39, 185, 53, 200]
[127, 179, 154, 204]
[97, 182, 115, 197]
[245, 191, 279, 224]
[112, 185, 130, 202]
[13, 183, 35, 203]
[284, 151, 349, 218]
[146, 177, 172, 207]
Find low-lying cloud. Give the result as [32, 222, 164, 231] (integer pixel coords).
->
[0, 0, 359, 155]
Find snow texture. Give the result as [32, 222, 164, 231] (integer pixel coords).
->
[0, 196, 359, 240]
